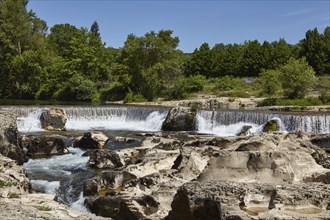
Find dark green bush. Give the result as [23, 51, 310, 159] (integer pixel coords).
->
[123, 92, 147, 103]
[99, 82, 127, 102]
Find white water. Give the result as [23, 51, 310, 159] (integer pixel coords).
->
[196, 110, 329, 135]
[1, 106, 168, 132]
[23, 148, 88, 192]
[30, 179, 60, 194]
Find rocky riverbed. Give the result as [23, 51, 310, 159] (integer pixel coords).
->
[0, 108, 330, 220]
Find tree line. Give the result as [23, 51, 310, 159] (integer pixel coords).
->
[0, 0, 329, 103]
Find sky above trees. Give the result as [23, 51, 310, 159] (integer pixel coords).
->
[27, 0, 329, 52]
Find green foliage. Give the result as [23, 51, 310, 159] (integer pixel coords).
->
[258, 69, 281, 96]
[0, 2, 327, 103]
[99, 82, 127, 102]
[300, 27, 330, 75]
[279, 58, 316, 99]
[53, 75, 97, 101]
[116, 30, 182, 101]
[166, 74, 205, 100]
[216, 75, 238, 91]
[258, 97, 325, 107]
[123, 92, 147, 104]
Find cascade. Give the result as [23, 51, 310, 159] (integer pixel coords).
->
[196, 109, 330, 135]
[0, 106, 169, 132]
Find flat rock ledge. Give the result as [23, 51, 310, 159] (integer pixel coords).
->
[83, 131, 330, 219]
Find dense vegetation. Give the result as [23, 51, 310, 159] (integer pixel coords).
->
[0, 0, 329, 105]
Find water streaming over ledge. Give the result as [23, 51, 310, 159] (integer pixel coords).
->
[196, 109, 330, 135]
[0, 106, 169, 132]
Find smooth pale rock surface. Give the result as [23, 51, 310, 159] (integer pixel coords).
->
[0, 111, 26, 165]
[40, 108, 67, 131]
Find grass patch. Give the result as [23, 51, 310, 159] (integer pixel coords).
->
[0, 167, 4, 173]
[8, 192, 20, 199]
[257, 97, 329, 107]
[203, 76, 261, 98]
[0, 180, 17, 188]
[34, 206, 52, 211]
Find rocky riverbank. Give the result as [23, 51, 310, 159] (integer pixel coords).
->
[0, 111, 108, 220]
[82, 131, 330, 219]
[107, 95, 330, 112]
[1, 108, 330, 219]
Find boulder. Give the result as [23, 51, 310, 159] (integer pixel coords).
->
[167, 181, 330, 220]
[0, 154, 30, 198]
[262, 118, 280, 132]
[88, 149, 123, 169]
[25, 135, 69, 158]
[85, 196, 143, 219]
[311, 133, 330, 153]
[40, 108, 67, 131]
[162, 107, 197, 131]
[236, 125, 252, 136]
[0, 111, 26, 165]
[83, 171, 136, 196]
[74, 132, 108, 149]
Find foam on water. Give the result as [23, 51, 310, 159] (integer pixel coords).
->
[5, 106, 168, 132]
[66, 110, 167, 131]
[195, 110, 327, 136]
[23, 148, 88, 180]
[30, 179, 60, 194]
[70, 192, 89, 212]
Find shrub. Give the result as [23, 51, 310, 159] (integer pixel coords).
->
[123, 91, 147, 103]
[279, 58, 316, 99]
[99, 82, 127, 102]
[258, 69, 281, 96]
[53, 74, 97, 101]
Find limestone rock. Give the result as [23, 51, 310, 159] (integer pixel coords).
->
[83, 171, 136, 196]
[0, 111, 26, 165]
[0, 193, 107, 220]
[40, 108, 67, 131]
[74, 132, 108, 149]
[88, 149, 123, 169]
[162, 107, 196, 131]
[113, 136, 135, 143]
[25, 135, 69, 158]
[0, 154, 30, 198]
[167, 181, 330, 220]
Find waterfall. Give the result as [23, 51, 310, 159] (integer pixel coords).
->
[196, 109, 330, 135]
[0, 106, 168, 132]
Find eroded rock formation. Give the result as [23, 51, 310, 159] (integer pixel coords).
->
[40, 108, 67, 131]
[0, 111, 26, 165]
[83, 132, 330, 219]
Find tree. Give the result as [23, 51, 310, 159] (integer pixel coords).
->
[0, 0, 52, 99]
[241, 40, 264, 77]
[183, 43, 217, 78]
[90, 21, 101, 40]
[279, 58, 316, 98]
[258, 69, 281, 97]
[115, 30, 182, 101]
[299, 28, 329, 75]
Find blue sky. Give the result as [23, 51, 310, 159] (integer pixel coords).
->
[27, 0, 330, 53]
